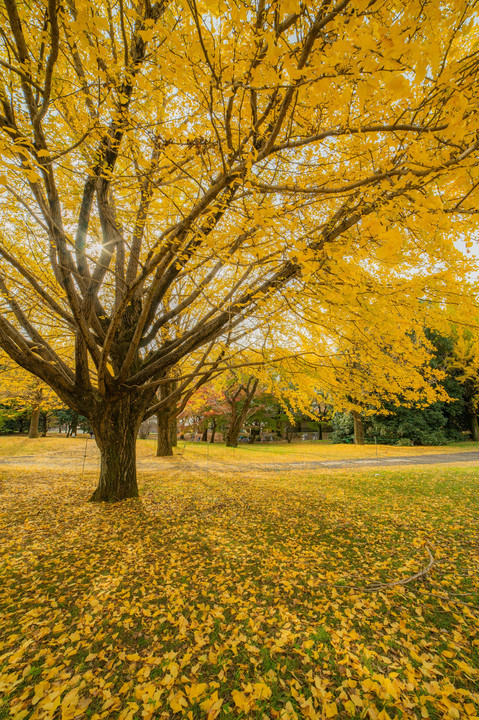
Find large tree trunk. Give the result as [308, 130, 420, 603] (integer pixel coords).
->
[90, 400, 143, 502]
[156, 409, 173, 457]
[29, 408, 40, 438]
[353, 411, 365, 445]
[225, 416, 243, 447]
[469, 409, 479, 441]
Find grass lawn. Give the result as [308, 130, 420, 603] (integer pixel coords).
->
[1, 435, 479, 468]
[163, 439, 479, 464]
[0, 451, 478, 719]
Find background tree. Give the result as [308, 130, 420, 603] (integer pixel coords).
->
[156, 376, 178, 457]
[448, 325, 479, 441]
[0, 402, 29, 434]
[53, 408, 91, 436]
[178, 381, 229, 441]
[0, 0, 478, 500]
[0, 354, 61, 437]
[224, 375, 261, 447]
[330, 329, 472, 445]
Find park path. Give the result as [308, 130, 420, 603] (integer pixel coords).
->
[244, 451, 479, 473]
[170, 450, 479, 473]
[1, 449, 479, 475]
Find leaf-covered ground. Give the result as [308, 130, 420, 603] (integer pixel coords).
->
[1, 436, 478, 469]
[0, 462, 478, 720]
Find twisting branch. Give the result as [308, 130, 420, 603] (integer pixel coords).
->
[364, 545, 435, 591]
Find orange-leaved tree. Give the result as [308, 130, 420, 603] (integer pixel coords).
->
[0, 0, 478, 500]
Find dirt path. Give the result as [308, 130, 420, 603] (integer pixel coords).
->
[2, 450, 479, 475]
[167, 450, 479, 473]
[242, 451, 479, 473]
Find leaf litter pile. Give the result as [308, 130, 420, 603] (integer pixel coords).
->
[0, 465, 478, 720]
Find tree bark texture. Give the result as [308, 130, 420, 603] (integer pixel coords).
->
[29, 407, 40, 438]
[225, 416, 242, 447]
[210, 418, 216, 444]
[90, 399, 143, 502]
[156, 378, 177, 457]
[469, 410, 479, 441]
[353, 411, 365, 445]
[169, 415, 177, 447]
[156, 409, 173, 457]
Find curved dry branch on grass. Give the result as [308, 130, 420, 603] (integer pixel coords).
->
[326, 545, 436, 593]
[364, 545, 435, 591]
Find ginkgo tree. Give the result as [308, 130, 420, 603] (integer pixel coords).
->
[0, 352, 60, 436]
[0, 0, 478, 501]
[447, 323, 479, 441]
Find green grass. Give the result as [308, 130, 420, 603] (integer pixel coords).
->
[0, 463, 478, 719]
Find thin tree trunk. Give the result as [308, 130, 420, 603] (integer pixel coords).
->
[225, 378, 259, 447]
[70, 411, 78, 437]
[249, 428, 260, 443]
[156, 377, 177, 456]
[41, 411, 48, 437]
[353, 411, 365, 445]
[156, 409, 173, 457]
[90, 399, 143, 502]
[29, 408, 40, 438]
[167, 377, 178, 447]
[210, 418, 216, 444]
[138, 420, 149, 439]
[469, 410, 479, 441]
[201, 425, 208, 442]
[169, 414, 177, 447]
